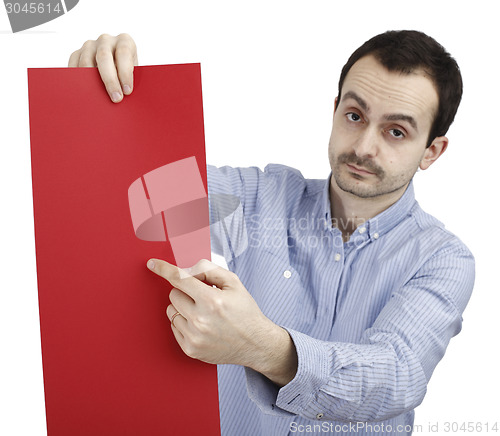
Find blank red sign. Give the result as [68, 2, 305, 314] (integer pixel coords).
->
[28, 64, 220, 436]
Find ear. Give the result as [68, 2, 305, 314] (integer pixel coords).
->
[332, 96, 339, 121]
[419, 136, 448, 170]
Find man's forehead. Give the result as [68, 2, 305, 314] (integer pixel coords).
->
[341, 55, 439, 121]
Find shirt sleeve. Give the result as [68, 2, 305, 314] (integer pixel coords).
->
[245, 241, 475, 422]
[207, 164, 263, 263]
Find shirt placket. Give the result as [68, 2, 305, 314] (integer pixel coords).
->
[308, 227, 345, 340]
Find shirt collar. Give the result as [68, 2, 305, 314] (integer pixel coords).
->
[320, 173, 416, 241]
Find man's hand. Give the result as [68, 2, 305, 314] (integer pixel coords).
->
[68, 33, 138, 103]
[147, 258, 298, 387]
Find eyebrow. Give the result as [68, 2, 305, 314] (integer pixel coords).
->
[342, 90, 419, 131]
[384, 113, 418, 131]
[342, 91, 369, 112]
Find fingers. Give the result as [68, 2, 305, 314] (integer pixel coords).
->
[148, 259, 207, 301]
[94, 34, 124, 103]
[148, 258, 235, 301]
[189, 259, 240, 290]
[75, 40, 98, 67]
[115, 33, 137, 95]
[68, 49, 81, 67]
[169, 287, 195, 319]
[166, 304, 186, 335]
[68, 33, 137, 103]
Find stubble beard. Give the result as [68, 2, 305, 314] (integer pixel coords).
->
[332, 152, 415, 199]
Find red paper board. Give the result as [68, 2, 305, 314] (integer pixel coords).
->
[28, 64, 220, 436]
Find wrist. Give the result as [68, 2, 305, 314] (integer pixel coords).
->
[247, 321, 298, 387]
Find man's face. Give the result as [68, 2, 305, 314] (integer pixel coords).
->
[328, 55, 441, 199]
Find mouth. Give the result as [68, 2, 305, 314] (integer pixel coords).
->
[346, 163, 375, 176]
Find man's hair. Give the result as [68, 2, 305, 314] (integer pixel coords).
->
[337, 30, 463, 147]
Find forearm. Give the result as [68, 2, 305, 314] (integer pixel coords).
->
[246, 244, 474, 422]
[277, 328, 428, 422]
[245, 327, 429, 423]
[245, 322, 298, 387]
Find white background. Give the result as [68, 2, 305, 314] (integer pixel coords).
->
[1, 1, 498, 435]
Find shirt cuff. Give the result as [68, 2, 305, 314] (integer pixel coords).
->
[275, 327, 331, 417]
[244, 366, 295, 417]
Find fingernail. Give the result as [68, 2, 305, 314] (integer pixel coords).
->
[123, 85, 132, 94]
[148, 260, 155, 270]
[111, 91, 122, 103]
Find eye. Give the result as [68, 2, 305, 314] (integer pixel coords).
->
[346, 112, 362, 122]
[388, 128, 405, 139]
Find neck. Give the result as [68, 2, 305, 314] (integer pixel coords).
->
[329, 178, 408, 242]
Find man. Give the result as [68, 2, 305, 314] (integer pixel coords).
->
[69, 30, 474, 435]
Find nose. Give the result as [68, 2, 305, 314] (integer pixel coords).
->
[353, 127, 379, 158]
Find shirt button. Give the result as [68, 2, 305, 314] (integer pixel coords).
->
[334, 253, 341, 262]
[359, 227, 366, 234]
[373, 233, 379, 239]
[283, 270, 292, 279]
[316, 413, 324, 419]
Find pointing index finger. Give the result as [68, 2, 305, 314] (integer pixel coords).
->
[147, 259, 209, 301]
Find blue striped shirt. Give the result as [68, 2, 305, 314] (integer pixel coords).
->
[207, 163, 474, 436]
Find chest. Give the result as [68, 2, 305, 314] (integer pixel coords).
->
[233, 227, 418, 344]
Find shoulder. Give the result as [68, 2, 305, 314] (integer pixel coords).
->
[382, 199, 475, 289]
[263, 163, 304, 183]
[406, 203, 475, 309]
[410, 202, 473, 259]
[262, 163, 325, 199]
